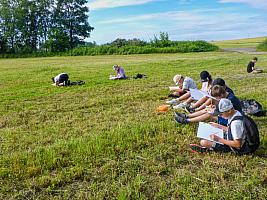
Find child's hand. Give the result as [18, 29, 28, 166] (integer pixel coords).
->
[210, 133, 221, 142]
[209, 122, 219, 128]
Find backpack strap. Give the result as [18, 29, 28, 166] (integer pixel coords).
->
[227, 115, 243, 141]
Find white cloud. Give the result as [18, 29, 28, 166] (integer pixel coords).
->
[98, 11, 201, 24]
[87, 0, 160, 10]
[219, 0, 267, 10]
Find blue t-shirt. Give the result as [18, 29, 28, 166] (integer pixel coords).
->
[218, 92, 242, 126]
[225, 86, 234, 95]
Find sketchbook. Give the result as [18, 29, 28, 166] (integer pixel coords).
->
[189, 88, 217, 100]
[169, 86, 180, 91]
[197, 122, 224, 144]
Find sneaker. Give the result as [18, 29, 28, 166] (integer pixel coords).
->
[185, 105, 195, 113]
[174, 111, 188, 119]
[174, 116, 188, 124]
[189, 144, 208, 153]
[166, 99, 180, 105]
[173, 102, 188, 109]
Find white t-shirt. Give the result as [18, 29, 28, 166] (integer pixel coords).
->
[182, 77, 197, 90]
[201, 81, 211, 94]
[227, 111, 245, 145]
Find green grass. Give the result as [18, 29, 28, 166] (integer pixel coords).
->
[0, 52, 267, 199]
[212, 36, 267, 48]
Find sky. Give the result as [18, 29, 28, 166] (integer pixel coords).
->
[86, 0, 267, 44]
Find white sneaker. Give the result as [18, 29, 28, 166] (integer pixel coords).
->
[166, 99, 180, 105]
[173, 102, 188, 109]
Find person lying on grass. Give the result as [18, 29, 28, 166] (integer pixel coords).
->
[174, 85, 242, 126]
[168, 74, 197, 98]
[109, 65, 128, 80]
[247, 57, 263, 73]
[166, 71, 213, 109]
[183, 78, 235, 114]
[51, 73, 69, 86]
[189, 98, 250, 154]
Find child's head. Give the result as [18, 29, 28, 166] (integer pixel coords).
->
[218, 98, 234, 119]
[252, 57, 258, 62]
[173, 74, 184, 85]
[200, 71, 212, 83]
[211, 85, 227, 99]
[113, 65, 119, 70]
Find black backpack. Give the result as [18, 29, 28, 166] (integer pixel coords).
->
[241, 99, 266, 117]
[229, 115, 260, 154]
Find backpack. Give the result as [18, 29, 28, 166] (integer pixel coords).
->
[133, 73, 146, 79]
[229, 115, 260, 154]
[241, 99, 266, 117]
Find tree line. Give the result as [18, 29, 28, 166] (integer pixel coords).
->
[0, 0, 93, 54]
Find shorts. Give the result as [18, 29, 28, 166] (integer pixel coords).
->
[212, 132, 232, 153]
[58, 74, 69, 83]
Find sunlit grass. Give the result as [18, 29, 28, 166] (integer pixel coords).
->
[0, 52, 267, 199]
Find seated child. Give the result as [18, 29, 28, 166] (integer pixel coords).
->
[174, 85, 242, 125]
[109, 65, 127, 80]
[247, 57, 263, 73]
[169, 71, 213, 109]
[189, 98, 252, 154]
[167, 74, 197, 102]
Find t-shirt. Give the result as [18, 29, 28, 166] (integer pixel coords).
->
[225, 86, 234, 95]
[227, 111, 245, 145]
[226, 92, 242, 113]
[116, 67, 127, 78]
[201, 81, 210, 93]
[247, 61, 255, 73]
[182, 77, 197, 90]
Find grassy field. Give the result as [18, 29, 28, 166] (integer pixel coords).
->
[0, 52, 267, 199]
[212, 36, 267, 49]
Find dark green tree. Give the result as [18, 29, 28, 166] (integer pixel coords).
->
[51, 0, 94, 50]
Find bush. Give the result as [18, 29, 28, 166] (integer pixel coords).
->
[256, 39, 267, 51]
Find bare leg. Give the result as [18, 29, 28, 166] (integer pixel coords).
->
[187, 112, 212, 123]
[178, 92, 191, 101]
[188, 109, 207, 118]
[195, 98, 212, 111]
[200, 139, 214, 148]
[191, 96, 208, 108]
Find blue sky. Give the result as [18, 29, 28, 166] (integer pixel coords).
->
[86, 0, 267, 44]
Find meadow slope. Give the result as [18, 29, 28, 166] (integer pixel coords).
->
[0, 52, 267, 199]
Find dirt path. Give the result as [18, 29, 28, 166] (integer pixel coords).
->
[223, 47, 267, 54]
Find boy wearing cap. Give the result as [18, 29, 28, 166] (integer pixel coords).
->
[169, 74, 197, 98]
[190, 98, 246, 154]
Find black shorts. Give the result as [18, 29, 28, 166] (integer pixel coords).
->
[58, 74, 69, 83]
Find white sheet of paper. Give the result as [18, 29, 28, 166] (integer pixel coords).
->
[197, 122, 224, 144]
[109, 76, 117, 80]
[169, 86, 180, 91]
[189, 88, 207, 100]
[189, 88, 217, 100]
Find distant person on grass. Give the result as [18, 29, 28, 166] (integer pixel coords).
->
[247, 57, 263, 73]
[51, 73, 69, 86]
[109, 65, 127, 80]
[168, 74, 197, 98]
[189, 98, 252, 154]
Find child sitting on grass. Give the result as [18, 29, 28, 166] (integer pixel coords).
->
[167, 74, 197, 101]
[189, 98, 253, 154]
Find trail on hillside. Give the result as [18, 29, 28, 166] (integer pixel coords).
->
[223, 47, 267, 54]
